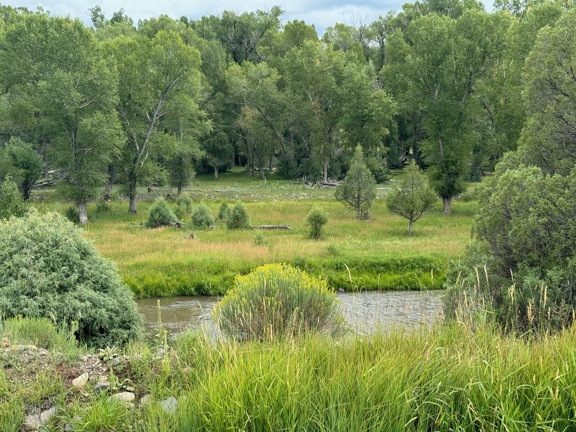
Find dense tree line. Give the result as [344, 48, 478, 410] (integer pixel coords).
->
[0, 0, 573, 222]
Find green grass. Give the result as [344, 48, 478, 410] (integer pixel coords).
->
[4, 318, 576, 431]
[32, 173, 476, 297]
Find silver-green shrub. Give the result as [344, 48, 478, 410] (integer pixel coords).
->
[226, 202, 250, 229]
[145, 198, 178, 228]
[0, 211, 143, 347]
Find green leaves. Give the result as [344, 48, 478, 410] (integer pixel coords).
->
[386, 161, 437, 235]
[335, 146, 376, 220]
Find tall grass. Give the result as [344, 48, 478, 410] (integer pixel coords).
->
[4, 316, 576, 430]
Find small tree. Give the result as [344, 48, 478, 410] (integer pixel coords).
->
[0, 137, 43, 200]
[335, 145, 376, 220]
[217, 201, 231, 220]
[306, 207, 328, 240]
[386, 160, 437, 235]
[0, 176, 27, 220]
[145, 198, 178, 228]
[227, 202, 250, 229]
[191, 203, 215, 229]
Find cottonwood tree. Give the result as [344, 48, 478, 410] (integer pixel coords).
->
[383, 10, 508, 213]
[106, 30, 205, 213]
[0, 137, 42, 199]
[0, 13, 123, 223]
[386, 160, 437, 235]
[335, 145, 376, 220]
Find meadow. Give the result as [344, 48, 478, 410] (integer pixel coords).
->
[38, 172, 476, 298]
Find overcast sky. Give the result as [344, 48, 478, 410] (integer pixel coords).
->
[1, 1, 426, 35]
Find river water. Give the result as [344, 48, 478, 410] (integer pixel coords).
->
[137, 290, 445, 338]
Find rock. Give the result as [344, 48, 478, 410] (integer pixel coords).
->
[161, 397, 178, 414]
[24, 406, 57, 430]
[112, 392, 135, 403]
[93, 382, 110, 394]
[1, 337, 10, 348]
[111, 357, 123, 367]
[72, 373, 89, 389]
[140, 394, 153, 406]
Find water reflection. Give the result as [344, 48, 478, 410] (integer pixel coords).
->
[136, 290, 445, 338]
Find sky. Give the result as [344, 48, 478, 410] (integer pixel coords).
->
[0, 1, 413, 35]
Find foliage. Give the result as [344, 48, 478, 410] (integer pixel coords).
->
[217, 201, 230, 220]
[386, 160, 437, 235]
[447, 165, 576, 333]
[191, 203, 215, 229]
[306, 206, 328, 240]
[0, 176, 26, 220]
[0, 137, 42, 200]
[253, 231, 267, 246]
[334, 145, 376, 220]
[175, 194, 193, 212]
[145, 198, 178, 228]
[0, 211, 143, 348]
[226, 202, 250, 229]
[212, 263, 346, 341]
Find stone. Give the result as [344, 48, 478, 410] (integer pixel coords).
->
[112, 392, 135, 403]
[93, 382, 111, 394]
[72, 373, 89, 388]
[161, 397, 178, 414]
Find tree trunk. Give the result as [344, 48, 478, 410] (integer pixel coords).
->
[408, 219, 413, 236]
[128, 170, 137, 214]
[214, 166, 219, 179]
[442, 197, 452, 214]
[104, 165, 115, 201]
[323, 160, 329, 183]
[78, 201, 88, 225]
[177, 185, 182, 196]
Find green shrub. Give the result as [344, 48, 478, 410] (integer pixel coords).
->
[64, 205, 80, 224]
[253, 231, 267, 246]
[176, 194, 193, 212]
[226, 202, 250, 229]
[217, 201, 230, 220]
[191, 204, 215, 229]
[212, 263, 346, 341]
[0, 211, 143, 348]
[306, 207, 328, 240]
[0, 176, 26, 220]
[145, 198, 178, 228]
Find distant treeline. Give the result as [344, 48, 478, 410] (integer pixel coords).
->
[0, 0, 573, 220]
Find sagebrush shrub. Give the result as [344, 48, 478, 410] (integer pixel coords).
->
[226, 202, 250, 229]
[0, 176, 26, 220]
[146, 198, 178, 228]
[0, 211, 143, 348]
[191, 203, 215, 229]
[212, 263, 346, 341]
[306, 207, 328, 240]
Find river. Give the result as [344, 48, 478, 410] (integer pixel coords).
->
[137, 290, 445, 338]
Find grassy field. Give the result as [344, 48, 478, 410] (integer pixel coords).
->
[2, 316, 576, 431]
[35, 172, 476, 297]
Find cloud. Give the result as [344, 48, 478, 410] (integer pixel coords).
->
[0, 0, 404, 34]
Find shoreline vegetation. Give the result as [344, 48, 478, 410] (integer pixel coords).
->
[40, 172, 476, 298]
[3, 316, 576, 431]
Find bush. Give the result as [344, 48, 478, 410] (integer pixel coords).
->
[145, 198, 178, 228]
[176, 194, 193, 212]
[0, 176, 26, 220]
[306, 207, 328, 240]
[226, 202, 250, 229]
[212, 263, 346, 341]
[0, 211, 143, 348]
[0, 316, 77, 351]
[217, 201, 230, 220]
[191, 204, 215, 229]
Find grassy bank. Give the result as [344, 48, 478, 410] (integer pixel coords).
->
[2, 317, 576, 431]
[34, 173, 475, 297]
